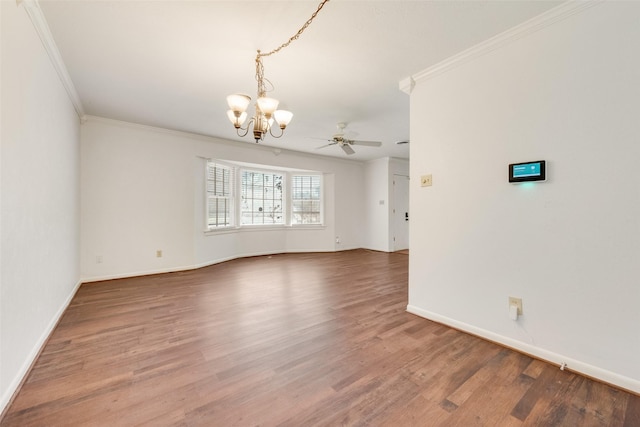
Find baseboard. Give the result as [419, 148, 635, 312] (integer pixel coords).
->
[406, 305, 640, 395]
[81, 248, 341, 283]
[335, 245, 361, 252]
[81, 264, 200, 283]
[1, 279, 83, 417]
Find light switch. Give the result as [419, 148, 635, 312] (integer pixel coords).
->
[421, 174, 432, 187]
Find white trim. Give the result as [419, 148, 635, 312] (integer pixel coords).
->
[81, 264, 202, 284]
[398, 76, 415, 95]
[406, 305, 640, 395]
[81, 249, 336, 283]
[18, 0, 86, 120]
[335, 245, 360, 252]
[204, 224, 327, 236]
[84, 116, 365, 165]
[0, 280, 83, 413]
[410, 0, 602, 84]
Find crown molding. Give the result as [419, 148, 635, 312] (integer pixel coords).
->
[411, 0, 602, 85]
[398, 76, 415, 95]
[82, 116, 367, 165]
[19, 0, 86, 121]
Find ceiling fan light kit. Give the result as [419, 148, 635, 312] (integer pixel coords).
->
[226, 0, 330, 143]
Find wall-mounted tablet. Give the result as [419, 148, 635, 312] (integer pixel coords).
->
[509, 160, 546, 183]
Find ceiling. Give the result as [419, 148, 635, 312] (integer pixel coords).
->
[38, 0, 562, 161]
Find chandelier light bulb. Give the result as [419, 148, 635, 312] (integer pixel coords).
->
[226, 94, 251, 114]
[256, 97, 279, 117]
[273, 110, 293, 129]
[226, 110, 247, 128]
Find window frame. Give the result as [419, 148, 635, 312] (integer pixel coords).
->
[290, 173, 323, 226]
[205, 161, 235, 230]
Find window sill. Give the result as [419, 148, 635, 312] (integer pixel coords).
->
[204, 224, 325, 236]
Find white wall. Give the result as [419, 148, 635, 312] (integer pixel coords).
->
[81, 117, 366, 281]
[1, 1, 80, 410]
[408, 1, 640, 393]
[363, 157, 409, 252]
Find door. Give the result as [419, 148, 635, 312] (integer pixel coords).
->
[392, 174, 410, 251]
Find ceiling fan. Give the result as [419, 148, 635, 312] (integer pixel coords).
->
[316, 123, 382, 155]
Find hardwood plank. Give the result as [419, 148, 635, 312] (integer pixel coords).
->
[623, 394, 640, 427]
[521, 358, 546, 380]
[441, 350, 534, 426]
[378, 394, 451, 427]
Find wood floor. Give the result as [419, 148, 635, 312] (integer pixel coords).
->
[2, 250, 638, 426]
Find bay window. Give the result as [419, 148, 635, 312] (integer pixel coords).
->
[206, 160, 322, 230]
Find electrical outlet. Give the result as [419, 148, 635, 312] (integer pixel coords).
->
[421, 174, 432, 187]
[509, 297, 523, 315]
[96, 255, 103, 264]
[156, 250, 163, 258]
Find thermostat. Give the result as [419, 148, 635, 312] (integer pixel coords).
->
[509, 160, 546, 183]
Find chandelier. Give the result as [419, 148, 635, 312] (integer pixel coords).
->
[226, 0, 329, 143]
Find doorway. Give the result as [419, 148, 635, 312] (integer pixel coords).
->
[392, 174, 410, 251]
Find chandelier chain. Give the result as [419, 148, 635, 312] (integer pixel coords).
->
[258, 0, 330, 58]
[255, 54, 267, 97]
[228, 0, 329, 142]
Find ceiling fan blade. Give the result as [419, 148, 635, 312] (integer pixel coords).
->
[316, 142, 337, 149]
[349, 140, 382, 147]
[341, 144, 356, 155]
